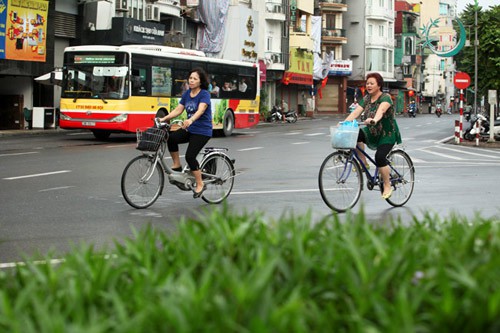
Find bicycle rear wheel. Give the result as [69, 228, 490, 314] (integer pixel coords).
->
[121, 155, 164, 209]
[200, 153, 235, 204]
[385, 149, 415, 207]
[318, 151, 363, 212]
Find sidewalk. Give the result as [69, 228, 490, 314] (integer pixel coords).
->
[0, 127, 84, 138]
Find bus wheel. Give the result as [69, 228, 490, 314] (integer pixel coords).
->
[92, 130, 111, 140]
[222, 111, 234, 137]
[156, 109, 167, 118]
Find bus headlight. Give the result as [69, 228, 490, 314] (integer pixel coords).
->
[111, 113, 128, 122]
[60, 113, 71, 120]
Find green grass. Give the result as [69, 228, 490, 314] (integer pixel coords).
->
[1, 207, 500, 332]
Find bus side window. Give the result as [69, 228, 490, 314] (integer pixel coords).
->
[131, 69, 147, 96]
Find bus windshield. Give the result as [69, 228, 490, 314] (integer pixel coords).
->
[62, 65, 129, 100]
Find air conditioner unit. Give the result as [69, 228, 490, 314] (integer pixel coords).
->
[116, 0, 128, 12]
[172, 17, 186, 34]
[146, 4, 160, 22]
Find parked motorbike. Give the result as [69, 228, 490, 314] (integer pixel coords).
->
[267, 105, 298, 123]
[463, 113, 500, 141]
[407, 102, 417, 118]
[435, 103, 442, 118]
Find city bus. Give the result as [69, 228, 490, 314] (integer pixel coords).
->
[59, 45, 260, 139]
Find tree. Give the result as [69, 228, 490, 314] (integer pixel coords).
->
[455, 5, 500, 100]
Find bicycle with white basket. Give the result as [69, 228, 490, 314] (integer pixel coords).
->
[121, 119, 235, 209]
[318, 121, 415, 212]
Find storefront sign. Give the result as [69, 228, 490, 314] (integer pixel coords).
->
[329, 59, 353, 76]
[283, 48, 313, 85]
[112, 17, 165, 45]
[0, 0, 48, 62]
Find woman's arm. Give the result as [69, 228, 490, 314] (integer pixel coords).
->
[183, 102, 208, 129]
[344, 104, 364, 122]
[159, 103, 185, 122]
[366, 101, 391, 124]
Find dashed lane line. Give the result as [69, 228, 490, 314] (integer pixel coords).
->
[3, 170, 71, 180]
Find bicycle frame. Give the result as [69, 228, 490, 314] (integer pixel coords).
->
[346, 144, 405, 190]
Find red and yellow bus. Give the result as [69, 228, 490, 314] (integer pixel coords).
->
[59, 45, 260, 139]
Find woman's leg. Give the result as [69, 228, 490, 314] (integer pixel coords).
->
[167, 129, 189, 169]
[185, 134, 210, 193]
[356, 130, 368, 167]
[375, 144, 394, 197]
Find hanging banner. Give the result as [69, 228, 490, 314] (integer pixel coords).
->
[2, 0, 48, 62]
[282, 47, 313, 85]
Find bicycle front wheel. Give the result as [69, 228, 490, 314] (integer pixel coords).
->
[200, 153, 235, 204]
[385, 149, 415, 207]
[121, 155, 164, 209]
[318, 151, 363, 212]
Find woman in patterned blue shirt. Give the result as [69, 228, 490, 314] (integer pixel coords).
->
[158, 67, 212, 198]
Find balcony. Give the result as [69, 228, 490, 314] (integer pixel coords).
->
[289, 30, 313, 51]
[366, 6, 393, 21]
[264, 51, 285, 70]
[265, 0, 286, 21]
[322, 28, 347, 44]
[366, 36, 394, 48]
[319, 0, 347, 12]
[155, 0, 181, 17]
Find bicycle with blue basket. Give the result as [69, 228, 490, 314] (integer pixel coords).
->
[318, 120, 415, 212]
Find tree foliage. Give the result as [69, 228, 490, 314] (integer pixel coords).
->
[455, 5, 500, 98]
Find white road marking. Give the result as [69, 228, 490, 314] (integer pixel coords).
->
[305, 133, 326, 136]
[284, 131, 303, 135]
[435, 145, 500, 159]
[416, 148, 465, 160]
[3, 170, 71, 180]
[39, 186, 75, 192]
[238, 147, 264, 152]
[232, 188, 318, 195]
[0, 151, 39, 157]
[292, 142, 310, 145]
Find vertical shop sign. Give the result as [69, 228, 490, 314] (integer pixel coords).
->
[290, 0, 297, 26]
[3, 0, 48, 62]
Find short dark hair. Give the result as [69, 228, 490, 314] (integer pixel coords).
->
[190, 67, 209, 90]
[366, 72, 384, 88]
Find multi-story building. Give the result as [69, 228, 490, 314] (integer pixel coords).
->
[343, 0, 405, 111]
[315, 0, 349, 114]
[0, 0, 322, 131]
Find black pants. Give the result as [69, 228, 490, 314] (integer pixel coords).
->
[167, 129, 210, 171]
[357, 130, 393, 167]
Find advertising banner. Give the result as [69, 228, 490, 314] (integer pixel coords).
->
[283, 48, 313, 85]
[2, 0, 48, 62]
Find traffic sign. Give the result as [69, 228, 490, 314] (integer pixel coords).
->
[454, 72, 471, 89]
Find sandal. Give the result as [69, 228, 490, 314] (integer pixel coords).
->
[193, 184, 207, 198]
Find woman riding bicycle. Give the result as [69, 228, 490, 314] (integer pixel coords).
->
[342, 72, 402, 199]
[157, 67, 212, 198]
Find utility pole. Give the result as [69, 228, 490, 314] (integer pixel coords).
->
[473, 2, 478, 114]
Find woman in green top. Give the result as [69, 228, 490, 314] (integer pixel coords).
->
[343, 72, 402, 199]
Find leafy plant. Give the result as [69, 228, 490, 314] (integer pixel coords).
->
[1, 208, 500, 332]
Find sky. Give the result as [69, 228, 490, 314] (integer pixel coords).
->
[456, 0, 499, 13]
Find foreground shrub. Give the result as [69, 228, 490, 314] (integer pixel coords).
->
[1, 208, 499, 332]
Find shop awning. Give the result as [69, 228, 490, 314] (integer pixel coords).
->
[35, 71, 63, 86]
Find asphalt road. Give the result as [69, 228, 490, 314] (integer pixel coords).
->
[1, 114, 499, 263]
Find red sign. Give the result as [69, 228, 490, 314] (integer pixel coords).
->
[454, 72, 471, 89]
